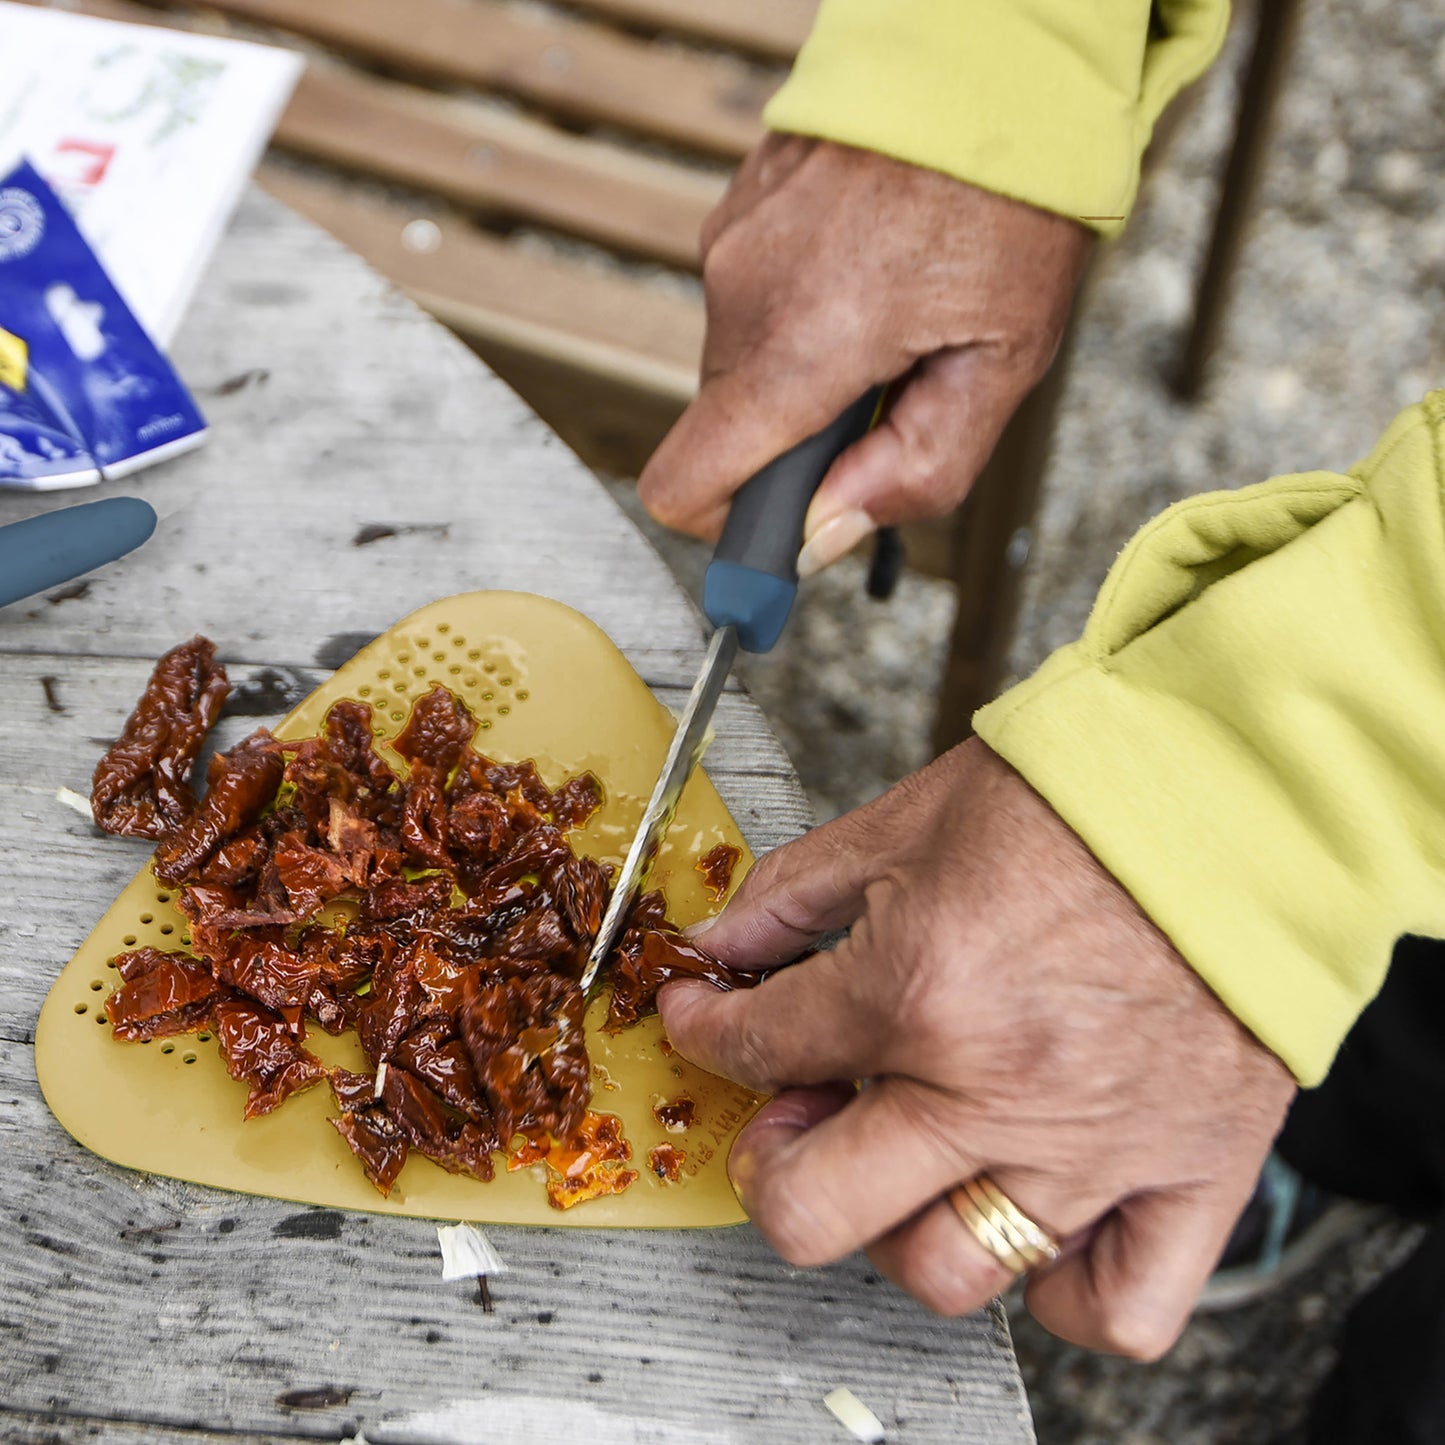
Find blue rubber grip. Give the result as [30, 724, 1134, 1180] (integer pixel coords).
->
[0, 497, 158, 609]
[703, 388, 883, 653]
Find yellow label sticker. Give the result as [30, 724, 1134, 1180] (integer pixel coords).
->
[0, 327, 27, 392]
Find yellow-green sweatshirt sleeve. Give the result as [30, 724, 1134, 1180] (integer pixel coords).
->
[974, 392, 1445, 1087]
[764, 0, 1228, 236]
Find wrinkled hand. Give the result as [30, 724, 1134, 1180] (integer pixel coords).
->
[638, 137, 1092, 573]
[660, 741, 1296, 1359]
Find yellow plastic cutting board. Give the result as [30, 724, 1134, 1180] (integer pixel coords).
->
[36, 592, 765, 1226]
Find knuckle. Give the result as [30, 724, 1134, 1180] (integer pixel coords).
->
[890, 456, 965, 521]
[893, 1242, 996, 1318]
[1096, 1300, 1183, 1362]
[750, 1173, 845, 1267]
[718, 1014, 780, 1093]
[996, 325, 1062, 386]
[636, 471, 691, 533]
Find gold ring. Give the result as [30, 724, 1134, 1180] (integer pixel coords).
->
[947, 1173, 1062, 1273]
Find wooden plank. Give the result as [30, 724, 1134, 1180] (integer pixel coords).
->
[0, 1412, 311, 1445]
[259, 166, 702, 400]
[565, 0, 817, 61]
[0, 1040, 1031, 1443]
[135, 0, 776, 158]
[460, 329, 690, 480]
[276, 65, 721, 272]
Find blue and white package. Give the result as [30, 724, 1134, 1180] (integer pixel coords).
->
[0, 160, 206, 490]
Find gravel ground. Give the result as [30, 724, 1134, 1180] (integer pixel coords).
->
[607, 0, 1444, 1438]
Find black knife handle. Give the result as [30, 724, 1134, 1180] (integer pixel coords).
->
[702, 387, 883, 652]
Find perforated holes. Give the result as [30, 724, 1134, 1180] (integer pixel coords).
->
[397, 653, 411, 665]
[467, 650, 481, 661]
[500, 677, 513, 688]
[358, 685, 372, 698]
[432, 652, 446, 663]
[516, 691, 529, 702]
[160, 924, 174, 936]
[122, 935, 137, 946]
[413, 667, 426, 678]
[481, 692, 493, 703]
[181, 933, 191, 946]
[156, 892, 171, 904]
[182, 1052, 197, 1065]
[483, 662, 496, 674]
[437, 623, 451, 635]
[74, 1003, 87, 1015]
[479, 719, 493, 730]
[89, 980, 103, 991]
[378, 669, 391, 681]
[198, 1032, 211, 1043]
[393, 681, 409, 695]
[416, 637, 430, 650]
[448, 666, 461, 676]
[392, 710, 404, 722]
[106, 959, 117, 969]
[139, 913, 153, 925]
[161, 1043, 175, 1055]
[96, 1013, 108, 1025]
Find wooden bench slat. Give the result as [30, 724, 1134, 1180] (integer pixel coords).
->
[280, 66, 721, 271]
[136, 0, 776, 158]
[564, 0, 817, 61]
[260, 166, 703, 399]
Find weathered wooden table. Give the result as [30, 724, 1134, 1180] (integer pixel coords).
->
[0, 190, 1033, 1445]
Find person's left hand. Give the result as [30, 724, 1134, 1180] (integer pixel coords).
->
[659, 740, 1296, 1358]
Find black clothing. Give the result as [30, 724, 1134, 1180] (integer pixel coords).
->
[1278, 936, 1445, 1445]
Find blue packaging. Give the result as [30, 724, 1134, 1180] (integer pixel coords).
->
[0, 160, 206, 490]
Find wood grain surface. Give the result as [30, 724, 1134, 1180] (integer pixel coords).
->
[133, 0, 776, 157]
[276, 65, 722, 271]
[0, 189, 1033, 1444]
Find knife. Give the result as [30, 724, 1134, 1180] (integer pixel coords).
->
[0, 496, 158, 609]
[580, 388, 884, 995]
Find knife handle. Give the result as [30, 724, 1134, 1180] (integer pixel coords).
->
[0, 497, 157, 610]
[702, 387, 884, 653]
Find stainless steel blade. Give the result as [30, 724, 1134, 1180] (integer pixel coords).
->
[580, 624, 739, 995]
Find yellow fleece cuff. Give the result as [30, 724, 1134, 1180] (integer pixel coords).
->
[977, 394, 1445, 1085]
[765, 0, 1227, 236]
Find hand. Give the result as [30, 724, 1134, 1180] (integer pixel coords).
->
[638, 137, 1092, 573]
[659, 741, 1296, 1359]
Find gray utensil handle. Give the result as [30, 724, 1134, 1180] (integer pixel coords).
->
[0, 497, 157, 609]
[712, 388, 883, 580]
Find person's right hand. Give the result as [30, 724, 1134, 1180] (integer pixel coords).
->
[660, 740, 1296, 1358]
[638, 136, 1092, 574]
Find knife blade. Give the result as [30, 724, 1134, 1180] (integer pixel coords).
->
[580, 388, 884, 995]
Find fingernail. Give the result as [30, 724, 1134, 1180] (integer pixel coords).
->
[683, 915, 717, 939]
[728, 1145, 759, 1206]
[796, 509, 875, 579]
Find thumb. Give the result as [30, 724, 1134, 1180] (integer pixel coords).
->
[796, 346, 1036, 575]
[638, 354, 885, 542]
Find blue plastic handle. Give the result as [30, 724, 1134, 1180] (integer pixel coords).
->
[0, 496, 158, 609]
[702, 389, 883, 653]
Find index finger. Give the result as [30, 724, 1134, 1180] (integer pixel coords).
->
[638, 355, 880, 541]
[659, 946, 885, 1093]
